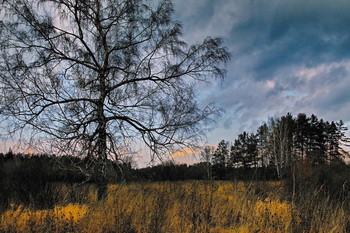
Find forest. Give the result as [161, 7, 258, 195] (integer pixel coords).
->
[2, 112, 349, 184]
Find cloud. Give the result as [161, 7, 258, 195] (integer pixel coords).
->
[227, 0, 350, 82]
[173, 0, 350, 146]
[170, 147, 200, 165]
[171, 147, 199, 158]
[294, 61, 350, 120]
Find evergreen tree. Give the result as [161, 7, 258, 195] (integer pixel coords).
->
[230, 132, 259, 169]
[246, 133, 259, 168]
[238, 132, 250, 168]
[228, 139, 244, 169]
[306, 116, 327, 165]
[295, 113, 310, 160]
[327, 121, 341, 162]
[212, 140, 228, 179]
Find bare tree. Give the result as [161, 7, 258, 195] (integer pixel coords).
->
[0, 0, 230, 199]
[268, 114, 294, 179]
[200, 145, 215, 180]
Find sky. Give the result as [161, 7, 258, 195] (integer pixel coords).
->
[1, 0, 350, 166]
[171, 0, 350, 149]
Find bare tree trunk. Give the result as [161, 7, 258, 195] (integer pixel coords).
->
[96, 118, 108, 200]
[207, 162, 212, 180]
[96, 79, 108, 200]
[273, 133, 281, 179]
[97, 160, 108, 200]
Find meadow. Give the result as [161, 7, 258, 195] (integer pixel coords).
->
[0, 180, 348, 233]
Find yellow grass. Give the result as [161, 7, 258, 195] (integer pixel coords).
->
[1, 204, 87, 232]
[0, 181, 348, 232]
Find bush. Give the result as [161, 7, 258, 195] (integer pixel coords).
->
[287, 162, 350, 202]
[2, 156, 56, 209]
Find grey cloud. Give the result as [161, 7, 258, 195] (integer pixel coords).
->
[173, 0, 216, 29]
[289, 63, 350, 124]
[173, 0, 350, 144]
[314, 79, 350, 112]
[224, 0, 350, 81]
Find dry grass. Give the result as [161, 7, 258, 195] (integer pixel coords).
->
[0, 181, 348, 232]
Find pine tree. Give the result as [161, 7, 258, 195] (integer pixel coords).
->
[246, 133, 259, 168]
[228, 139, 243, 169]
[212, 140, 228, 179]
[295, 113, 310, 161]
[306, 114, 326, 165]
[238, 132, 250, 168]
[328, 121, 341, 162]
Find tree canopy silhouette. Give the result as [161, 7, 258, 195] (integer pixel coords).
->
[0, 0, 230, 199]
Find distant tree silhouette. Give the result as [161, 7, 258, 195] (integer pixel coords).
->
[295, 113, 310, 161]
[229, 132, 258, 169]
[228, 139, 244, 169]
[212, 140, 228, 179]
[227, 113, 349, 179]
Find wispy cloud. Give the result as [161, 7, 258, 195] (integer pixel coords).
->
[171, 147, 200, 164]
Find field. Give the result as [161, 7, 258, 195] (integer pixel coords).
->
[0, 180, 348, 233]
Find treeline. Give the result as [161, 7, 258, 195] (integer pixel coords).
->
[1, 113, 349, 184]
[0, 150, 271, 209]
[0, 151, 273, 186]
[0, 152, 226, 186]
[209, 113, 349, 180]
[0, 152, 134, 208]
[1, 113, 350, 207]
[0, 151, 216, 207]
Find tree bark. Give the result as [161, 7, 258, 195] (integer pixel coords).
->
[96, 111, 108, 200]
[96, 71, 108, 200]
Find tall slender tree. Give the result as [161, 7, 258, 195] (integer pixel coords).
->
[295, 113, 310, 161]
[268, 115, 294, 178]
[200, 145, 215, 180]
[212, 140, 228, 179]
[256, 123, 270, 167]
[228, 139, 243, 169]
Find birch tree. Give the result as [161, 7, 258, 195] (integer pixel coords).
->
[0, 0, 230, 199]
